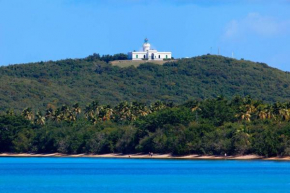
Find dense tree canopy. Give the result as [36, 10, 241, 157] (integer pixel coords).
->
[2, 96, 290, 157]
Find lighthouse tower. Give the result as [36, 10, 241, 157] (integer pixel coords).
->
[128, 38, 172, 60]
[143, 38, 150, 51]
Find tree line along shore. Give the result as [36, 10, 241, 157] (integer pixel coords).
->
[1, 96, 290, 157]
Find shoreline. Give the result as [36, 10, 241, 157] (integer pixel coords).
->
[1, 153, 290, 161]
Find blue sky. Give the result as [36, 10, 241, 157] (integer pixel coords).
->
[0, 0, 290, 70]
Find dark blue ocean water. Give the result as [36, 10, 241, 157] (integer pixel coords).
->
[1, 157, 290, 193]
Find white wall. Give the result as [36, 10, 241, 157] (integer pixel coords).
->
[128, 51, 172, 60]
[152, 52, 171, 60]
[130, 52, 146, 60]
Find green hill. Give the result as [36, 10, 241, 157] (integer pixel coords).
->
[1, 54, 290, 112]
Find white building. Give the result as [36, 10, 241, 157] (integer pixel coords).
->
[128, 38, 172, 60]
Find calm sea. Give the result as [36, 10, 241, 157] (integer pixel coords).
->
[0, 157, 290, 193]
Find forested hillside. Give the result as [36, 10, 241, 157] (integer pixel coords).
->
[1, 54, 290, 112]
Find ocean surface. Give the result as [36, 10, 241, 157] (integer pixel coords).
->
[1, 157, 290, 193]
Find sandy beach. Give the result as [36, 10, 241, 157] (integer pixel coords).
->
[1, 153, 290, 161]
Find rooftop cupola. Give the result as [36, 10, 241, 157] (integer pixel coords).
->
[143, 38, 150, 51]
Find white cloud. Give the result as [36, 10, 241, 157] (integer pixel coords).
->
[224, 20, 239, 38]
[223, 13, 290, 40]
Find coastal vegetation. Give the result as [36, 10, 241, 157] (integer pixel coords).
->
[2, 96, 290, 157]
[2, 54, 290, 157]
[1, 54, 290, 112]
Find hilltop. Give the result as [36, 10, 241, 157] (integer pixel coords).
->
[110, 59, 171, 68]
[0, 54, 290, 112]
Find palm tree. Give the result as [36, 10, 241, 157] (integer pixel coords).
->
[84, 100, 112, 124]
[265, 105, 274, 120]
[52, 108, 62, 122]
[272, 102, 284, 116]
[54, 105, 74, 122]
[257, 110, 267, 120]
[72, 103, 81, 117]
[85, 100, 99, 119]
[35, 111, 46, 125]
[242, 112, 251, 122]
[150, 101, 166, 112]
[60, 105, 70, 116]
[66, 111, 76, 122]
[279, 108, 290, 121]
[132, 101, 150, 118]
[244, 104, 256, 114]
[84, 105, 93, 119]
[114, 102, 134, 121]
[190, 103, 201, 123]
[256, 105, 267, 120]
[45, 108, 54, 120]
[105, 108, 114, 121]
[271, 102, 289, 121]
[22, 108, 34, 121]
[98, 105, 113, 121]
[236, 106, 251, 122]
[191, 106, 201, 112]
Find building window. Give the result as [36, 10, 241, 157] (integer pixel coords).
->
[136, 55, 138, 58]
[159, 55, 160, 58]
[144, 55, 145, 58]
[166, 55, 168, 59]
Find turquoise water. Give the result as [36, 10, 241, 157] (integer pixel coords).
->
[1, 158, 290, 193]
